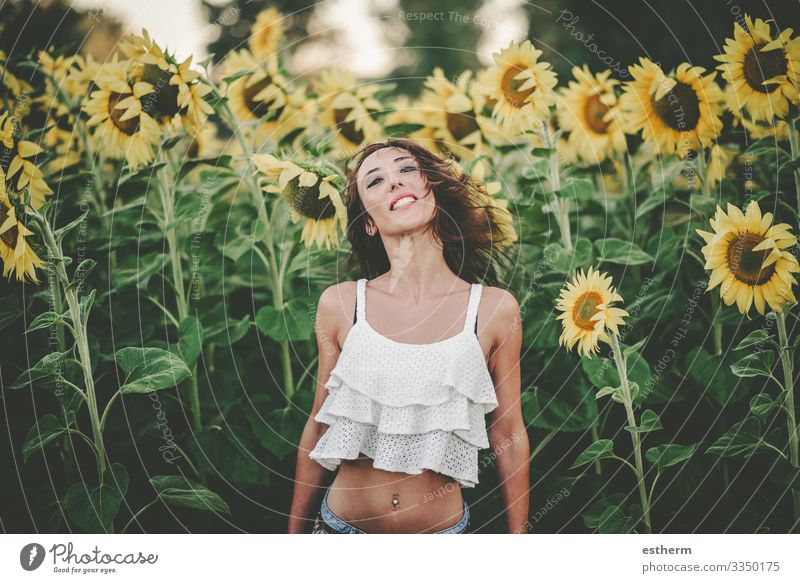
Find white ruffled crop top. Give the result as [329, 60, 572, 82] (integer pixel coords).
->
[308, 278, 498, 487]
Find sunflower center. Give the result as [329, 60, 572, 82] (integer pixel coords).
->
[726, 232, 776, 285]
[140, 64, 180, 121]
[243, 75, 283, 119]
[572, 291, 603, 331]
[446, 111, 480, 142]
[334, 108, 364, 145]
[107, 91, 140, 136]
[501, 64, 535, 109]
[652, 81, 701, 131]
[0, 204, 18, 248]
[743, 42, 788, 93]
[583, 93, 610, 134]
[283, 175, 336, 221]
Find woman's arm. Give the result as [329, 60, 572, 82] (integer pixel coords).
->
[287, 283, 350, 533]
[486, 289, 530, 534]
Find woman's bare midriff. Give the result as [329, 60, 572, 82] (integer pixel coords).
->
[326, 454, 465, 533]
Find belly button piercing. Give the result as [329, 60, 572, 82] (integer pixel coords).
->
[391, 492, 399, 511]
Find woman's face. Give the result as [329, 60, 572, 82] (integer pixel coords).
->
[355, 146, 436, 237]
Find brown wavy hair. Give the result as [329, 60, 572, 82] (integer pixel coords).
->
[343, 137, 515, 286]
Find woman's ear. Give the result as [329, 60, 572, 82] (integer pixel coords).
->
[365, 218, 377, 236]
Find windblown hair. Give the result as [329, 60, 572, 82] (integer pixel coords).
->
[343, 137, 515, 286]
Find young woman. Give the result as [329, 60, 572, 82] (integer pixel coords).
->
[288, 137, 529, 534]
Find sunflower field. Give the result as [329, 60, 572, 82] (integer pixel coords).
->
[2, 5, 800, 534]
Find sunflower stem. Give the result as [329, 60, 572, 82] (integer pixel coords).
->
[609, 331, 652, 533]
[31, 209, 107, 482]
[591, 425, 603, 475]
[787, 117, 800, 217]
[710, 293, 723, 356]
[776, 309, 800, 524]
[216, 99, 296, 403]
[544, 120, 572, 252]
[695, 147, 711, 198]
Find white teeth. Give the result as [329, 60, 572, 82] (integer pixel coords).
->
[392, 196, 416, 210]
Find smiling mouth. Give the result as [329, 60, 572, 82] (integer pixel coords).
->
[389, 194, 418, 211]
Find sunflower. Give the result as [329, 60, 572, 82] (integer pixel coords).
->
[728, 89, 791, 140]
[382, 94, 447, 156]
[252, 153, 347, 249]
[0, 50, 33, 98]
[0, 168, 43, 283]
[249, 7, 285, 60]
[557, 65, 626, 164]
[705, 143, 736, 190]
[82, 58, 161, 170]
[0, 111, 54, 209]
[312, 67, 385, 158]
[556, 265, 629, 358]
[696, 200, 800, 316]
[619, 59, 724, 158]
[483, 39, 558, 136]
[416, 68, 505, 161]
[223, 49, 313, 146]
[118, 31, 213, 136]
[715, 15, 800, 121]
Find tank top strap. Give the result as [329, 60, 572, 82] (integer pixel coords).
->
[462, 283, 483, 333]
[356, 278, 367, 323]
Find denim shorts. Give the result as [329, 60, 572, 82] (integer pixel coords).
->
[312, 486, 470, 533]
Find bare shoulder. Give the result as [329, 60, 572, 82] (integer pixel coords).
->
[479, 285, 521, 352]
[316, 280, 359, 347]
[480, 285, 520, 323]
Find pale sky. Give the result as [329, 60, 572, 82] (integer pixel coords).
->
[70, 0, 526, 77]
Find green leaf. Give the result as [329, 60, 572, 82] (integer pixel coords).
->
[706, 417, 775, 458]
[530, 371, 598, 431]
[626, 409, 663, 433]
[118, 161, 167, 186]
[64, 481, 123, 532]
[115, 253, 166, 290]
[10, 351, 68, 389]
[556, 178, 593, 200]
[26, 311, 70, 333]
[256, 299, 314, 342]
[571, 439, 614, 469]
[178, 316, 204, 368]
[177, 155, 232, 182]
[582, 353, 652, 405]
[115, 347, 191, 394]
[247, 404, 304, 461]
[730, 351, 775, 378]
[623, 337, 647, 358]
[635, 189, 667, 219]
[750, 393, 777, 423]
[645, 443, 697, 470]
[190, 425, 270, 485]
[149, 475, 230, 514]
[598, 505, 636, 533]
[65, 259, 97, 293]
[582, 493, 626, 528]
[595, 386, 619, 400]
[743, 137, 782, 157]
[734, 329, 772, 351]
[595, 238, 654, 265]
[55, 209, 89, 243]
[22, 414, 67, 462]
[686, 346, 749, 406]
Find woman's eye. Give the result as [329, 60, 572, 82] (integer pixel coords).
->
[367, 166, 416, 188]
